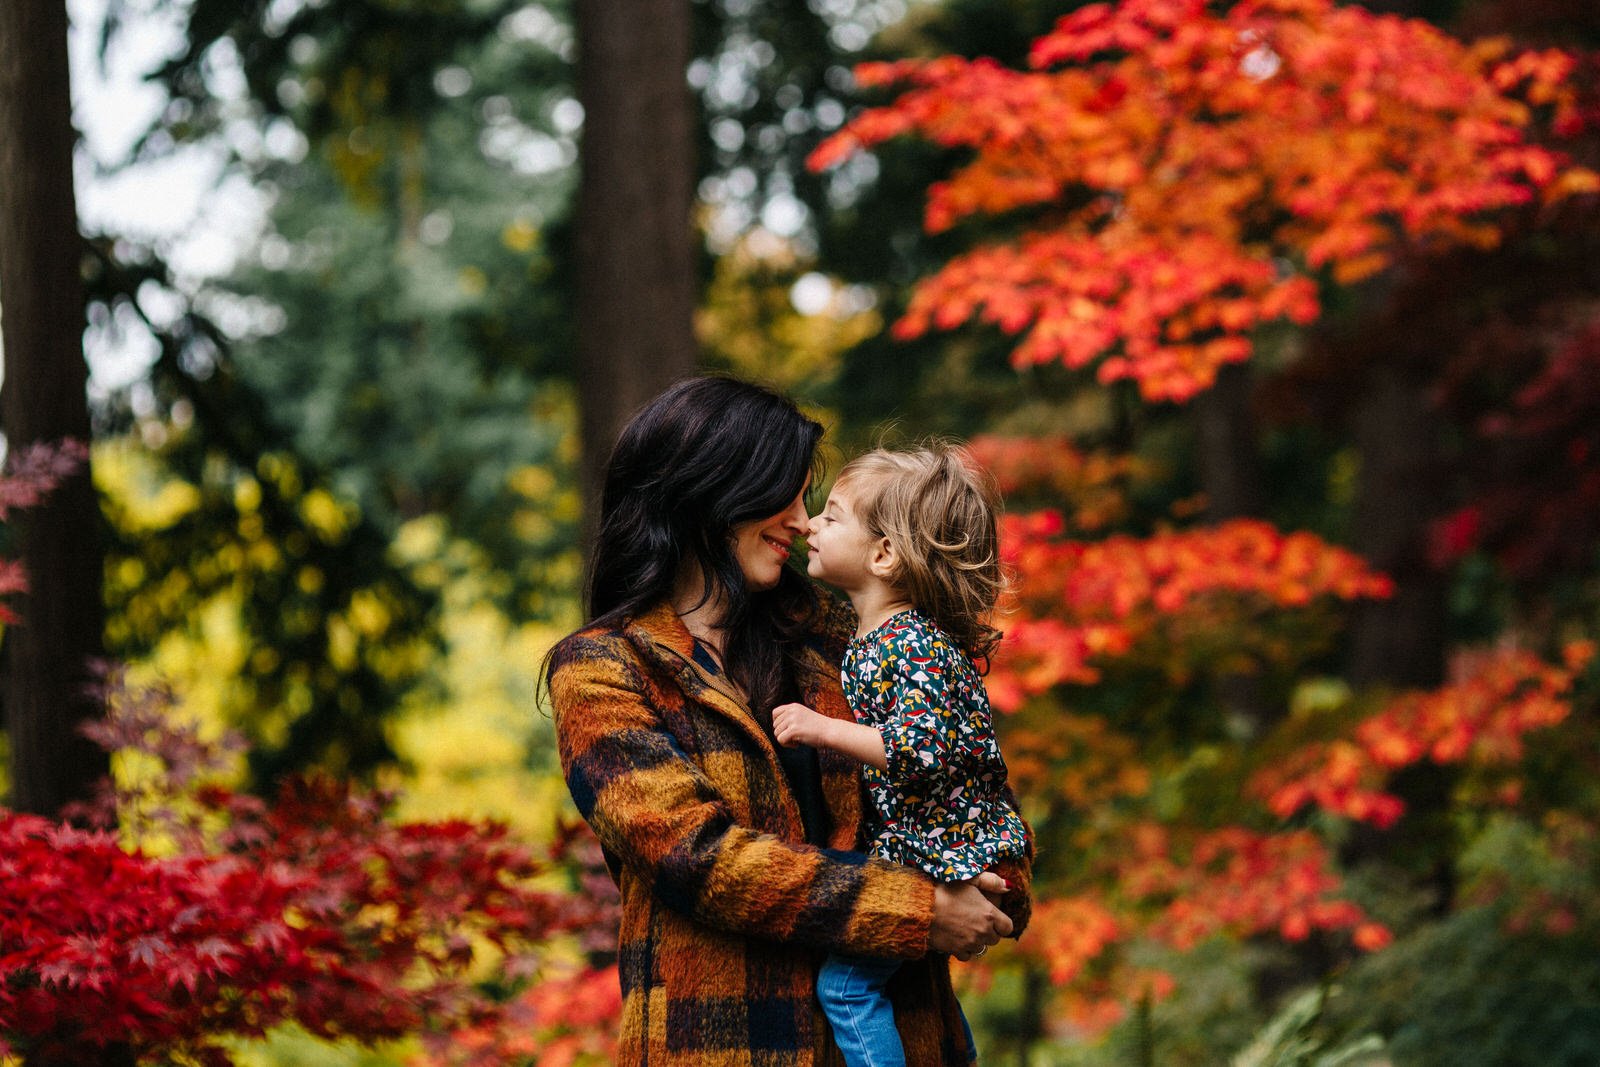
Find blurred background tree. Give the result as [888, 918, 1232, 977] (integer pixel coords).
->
[2, 0, 1599, 1064]
[0, 0, 110, 818]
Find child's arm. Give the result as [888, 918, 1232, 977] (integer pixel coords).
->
[773, 702, 889, 770]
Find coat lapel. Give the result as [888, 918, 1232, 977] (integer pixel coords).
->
[796, 639, 866, 851]
[625, 599, 866, 852]
[623, 600, 784, 768]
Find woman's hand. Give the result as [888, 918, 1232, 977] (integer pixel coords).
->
[928, 872, 1013, 961]
[773, 701, 830, 748]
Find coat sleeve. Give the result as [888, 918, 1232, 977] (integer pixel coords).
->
[990, 786, 1035, 941]
[549, 634, 936, 961]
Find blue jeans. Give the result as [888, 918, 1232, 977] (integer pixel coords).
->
[818, 954, 980, 1066]
[818, 953, 906, 1067]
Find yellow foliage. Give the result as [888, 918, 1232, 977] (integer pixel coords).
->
[297, 566, 326, 595]
[96, 432, 582, 869]
[384, 536, 576, 837]
[501, 217, 541, 254]
[224, 1027, 419, 1067]
[512, 508, 554, 541]
[92, 439, 201, 530]
[326, 615, 359, 671]
[256, 452, 302, 497]
[393, 513, 448, 560]
[509, 464, 557, 499]
[696, 229, 879, 398]
[235, 477, 262, 514]
[458, 265, 488, 297]
[300, 488, 353, 542]
[347, 589, 393, 637]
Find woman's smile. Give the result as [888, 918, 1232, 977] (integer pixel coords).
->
[731, 485, 810, 590]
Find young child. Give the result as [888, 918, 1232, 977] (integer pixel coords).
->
[773, 444, 1029, 1067]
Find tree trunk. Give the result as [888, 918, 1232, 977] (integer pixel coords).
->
[574, 0, 698, 550]
[1193, 361, 1265, 522]
[1193, 360, 1274, 735]
[0, 0, 109, 817]
[1343, 366, 1454, 912]
[1348, 368, 1448, 689]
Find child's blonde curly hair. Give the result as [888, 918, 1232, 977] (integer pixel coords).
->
[835, 441, 1005, 666]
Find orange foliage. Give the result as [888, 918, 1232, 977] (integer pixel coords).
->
[421, 964, 620, 1067]
[1251, 641, 1595, 826]
[991, 516, 1392, 707]
[1000, 713, 1148, 811]
[804, 0, 1600, 1037]
[1003, 823, 1387, 1038]
[1021, 896, 1122, 986]
[810, 0, 1595, 401]
[969, 493, 1403, 1019]
[1117, 823, 1379, 950]
[1049, 969, 1177, 1039]
[966, 435, 1144, 532]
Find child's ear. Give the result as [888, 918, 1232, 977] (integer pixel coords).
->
[868, 536, 898, 580]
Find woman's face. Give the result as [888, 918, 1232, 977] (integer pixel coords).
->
[730, 482, 811, 592]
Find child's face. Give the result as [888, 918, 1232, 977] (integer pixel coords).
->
[804, 479, 882, 593]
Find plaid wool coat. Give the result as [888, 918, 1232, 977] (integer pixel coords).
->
[548, 597, 1033, 1066]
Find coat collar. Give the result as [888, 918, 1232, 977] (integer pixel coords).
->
[622, 598, 864, 851]
[623, 600, 772, 753]
[621, 600, 849, 715]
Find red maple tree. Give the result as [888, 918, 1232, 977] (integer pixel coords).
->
[812, 0, 1598, 1036]
[0, 449, 619, 1064]
[812, 0, 1595, 402]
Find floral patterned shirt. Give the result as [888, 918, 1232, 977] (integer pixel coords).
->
[841, 609, 1028, 883]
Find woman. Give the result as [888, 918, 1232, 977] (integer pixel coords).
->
[544, 376, 1032, 1065]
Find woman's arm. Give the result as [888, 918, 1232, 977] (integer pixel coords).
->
[774, 693, 1033, 943]
[552, 634, 953, 960]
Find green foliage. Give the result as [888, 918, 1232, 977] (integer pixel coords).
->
[1231, 987, 1384, 1067]
[226, 1027, 416, 1067]
[98, 434, 440, 783]
[130, 0, 538, 151]
[1332, 907, 1600, 1067]
[84, 2, 584, 784]
[205, 0, 581, 611]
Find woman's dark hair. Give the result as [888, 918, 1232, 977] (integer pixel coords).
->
[573, 375, 825, 712]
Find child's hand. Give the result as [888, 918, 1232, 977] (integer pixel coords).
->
[773, 702, 830, 749]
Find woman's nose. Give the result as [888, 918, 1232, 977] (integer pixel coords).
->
[782, 497, 809, 532]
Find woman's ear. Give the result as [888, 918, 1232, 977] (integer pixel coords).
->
[868, 536, 898, 580]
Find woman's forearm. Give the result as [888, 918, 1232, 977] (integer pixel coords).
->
[554, 659, 932, 958]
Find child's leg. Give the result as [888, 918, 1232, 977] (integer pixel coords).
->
[816, 953, 906, 1067]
